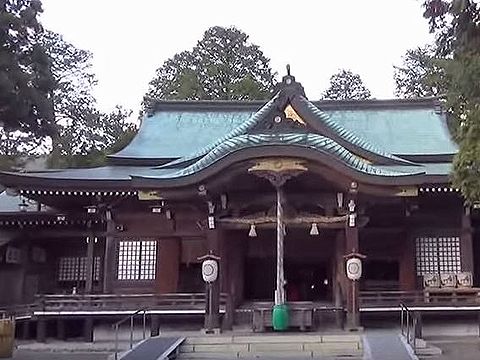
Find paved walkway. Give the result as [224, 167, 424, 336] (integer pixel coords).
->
[11, 351, 110, 360]
[426, 336, 480, 360]
[364, 330, 414, 360]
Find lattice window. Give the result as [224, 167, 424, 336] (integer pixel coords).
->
[58, 256, 101, 281]
[416, 236, 461, 276]
[117, 240, 157, 280]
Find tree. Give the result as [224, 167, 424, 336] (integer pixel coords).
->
[0, 30, 137, 169]
[394, 45, 446, 98]
[0, 0, 55, 136]
[422, 0, 480, 202]
[321, 69, 371, 100]
[47, 106, 136, 168]
[142, 26, 277, 114]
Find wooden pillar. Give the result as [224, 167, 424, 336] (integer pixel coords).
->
[150, 315, 160, 337]
[204, 229, 222, 332]
[461, 206, 474, 272]
[57, 319, 66, 340]
[103, 209, 116, 294]
[275, 185, 286, 305]
[400, 223, 417, 291]
[334, 230, 346, 328]
[83, 317, 94, 342]
[36, 318, 46, 343]
[345, 189, 360, 330]
[156, 238, 180, 293]
[21, 321, 30, 340]
[85, 224, 95, 294]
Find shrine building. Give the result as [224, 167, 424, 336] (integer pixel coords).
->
[0, 71, 478, 339]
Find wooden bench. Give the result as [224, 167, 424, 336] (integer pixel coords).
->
[252, 306, 313, 332]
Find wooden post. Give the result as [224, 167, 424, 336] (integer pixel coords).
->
[275, 185, 285, 305]
[461, 205, 474, 272]
[204, 230, 221, 332]
[57, 319, 66, 340]
[103, 209, 115, 294]
[36, 318, 46, 343]
[150, 315, 160, 337]
[83, 317, 94, 342]
[21, 321, 30, 340]
[345, 188, 360, 330]
[85, 222, 95, 294]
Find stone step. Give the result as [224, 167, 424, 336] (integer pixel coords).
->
[416, 344, 442, 357]
[180, 341, 361, 352]
[183, 334, 361, 345]
[178, 355, 363, 360]
[178, 333, 364, 359]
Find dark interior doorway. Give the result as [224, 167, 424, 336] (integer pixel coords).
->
[363, 260, 399, 291]
[244, 258, 331, 301]
[285, 262, 330, 301]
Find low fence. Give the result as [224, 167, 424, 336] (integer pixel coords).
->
[0, 292, 232, 319]
[360, 288, 480, 308]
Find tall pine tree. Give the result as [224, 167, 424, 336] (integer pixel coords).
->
[142, 26, 277, 114]
[0, 0, 55, 135]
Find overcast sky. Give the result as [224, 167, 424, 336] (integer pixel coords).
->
[39, 0, 434, 114]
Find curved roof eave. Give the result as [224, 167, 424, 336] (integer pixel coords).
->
[131, 134, 438, 189]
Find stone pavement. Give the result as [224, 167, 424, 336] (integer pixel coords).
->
[11, 350, 110, 360]
[425, 336, 480, 360]
[364, 329, 414, 360]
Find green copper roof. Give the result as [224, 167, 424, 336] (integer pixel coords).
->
[113, 111, 254, 159]
[140, 133, 425, 180]
[296, 97, 412, 165]
[328, 108, 457, 156]
[110, 99, 456, 163]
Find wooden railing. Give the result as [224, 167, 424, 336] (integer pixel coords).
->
[360, 288, 480, 308]
[0, 303, 37, 319]
[34, 293, 230, 313]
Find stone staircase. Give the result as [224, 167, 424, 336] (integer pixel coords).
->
[176, 333, 363, 359]
[412, 338, 443, 358]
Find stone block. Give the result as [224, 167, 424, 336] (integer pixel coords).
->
[238, 351, 312, 358]
[193, 343, 248, 352]
[184, 336, 234, 345]
[233, 334, 321, 343]
[321, 334, 361, 343]
[249, 342, 304, 351]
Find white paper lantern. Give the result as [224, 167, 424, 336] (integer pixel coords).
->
[346, 258, 362, 281]
[202, 259, 218, 283]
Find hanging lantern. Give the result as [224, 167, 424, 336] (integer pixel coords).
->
[348, 199, 356, 212]
[310, 223, 319, 236]
[248, 224, 257, 237]
[336, 192, 344, 208]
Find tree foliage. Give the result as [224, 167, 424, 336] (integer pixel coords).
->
[0, 30, 137, 169]
[394, 45, 446, 98]
[0, 0, 55, 136]
[321, 69, 371, 100]
[142, 26, 277, 113]
[422, 0, 480, 202]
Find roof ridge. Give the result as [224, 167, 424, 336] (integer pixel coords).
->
[294, 96, 416, 166]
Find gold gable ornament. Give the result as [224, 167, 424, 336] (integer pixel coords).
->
[284, 104, 306, 125]
[138, 190, 164, 201]
[248, 158, 308, 173]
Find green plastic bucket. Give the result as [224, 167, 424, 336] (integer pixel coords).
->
[272, 304, 289, 331]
